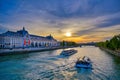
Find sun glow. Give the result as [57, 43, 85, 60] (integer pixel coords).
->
[65, 32, 71, 37]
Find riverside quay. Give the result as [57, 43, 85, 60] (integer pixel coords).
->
[0, 27, 60, 49]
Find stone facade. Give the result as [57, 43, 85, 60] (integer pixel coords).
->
[0, 27, 59, 49]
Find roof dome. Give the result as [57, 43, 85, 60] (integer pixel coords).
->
[46, 34, 54, 40]
[17, 27, 29, 36]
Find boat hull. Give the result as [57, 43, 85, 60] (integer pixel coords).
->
[60, 50, 77, 56]
[75, 64, 92, 69]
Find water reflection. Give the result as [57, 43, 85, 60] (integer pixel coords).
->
[76, 68, 92, 74]
[0, 46, 120, 80]
[0, 53, 30, 62]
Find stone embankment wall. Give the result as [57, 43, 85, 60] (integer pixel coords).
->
[100, 47, 120, 57]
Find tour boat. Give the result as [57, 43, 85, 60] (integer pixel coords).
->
[75, 56, 92, 69]
[60, 49, 77, 56]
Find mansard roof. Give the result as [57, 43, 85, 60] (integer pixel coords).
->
[0, 27, 57, 41]
[30, 34, 45, 38]
[0, 31, 23, 37]
[46, 34, 57, 41]
[17, 27, 29, 36]
[30, 34, 57, 41]
[0, 27, 29, 37]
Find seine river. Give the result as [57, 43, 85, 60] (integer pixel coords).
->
[0, 46, 120, 80]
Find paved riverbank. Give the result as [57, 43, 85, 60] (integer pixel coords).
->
[100, 47, 120, 57]
[0, 46, 72, 56]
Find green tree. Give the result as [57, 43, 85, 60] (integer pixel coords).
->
[97, 34, 120, 51]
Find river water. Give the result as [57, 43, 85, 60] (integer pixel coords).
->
[0, 46, 120, 80]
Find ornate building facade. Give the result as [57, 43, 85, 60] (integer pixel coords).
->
[0, 27, 59, 49]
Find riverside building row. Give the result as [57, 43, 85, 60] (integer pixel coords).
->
[0, 27, 60, 49]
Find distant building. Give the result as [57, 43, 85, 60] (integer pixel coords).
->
[0, 27, 59, 49]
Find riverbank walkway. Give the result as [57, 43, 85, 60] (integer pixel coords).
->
[0, 46, 75, 55]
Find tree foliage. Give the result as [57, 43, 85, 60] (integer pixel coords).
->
[60, 41, 78, 47]
[96, 34, 120, 50]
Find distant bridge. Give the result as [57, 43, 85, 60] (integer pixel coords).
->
[79, 42, 96, 46]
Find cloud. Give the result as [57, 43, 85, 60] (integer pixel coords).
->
[0, 24, 8, 33]
[95, 12, 120, 28]
[0, 0, 120, 42]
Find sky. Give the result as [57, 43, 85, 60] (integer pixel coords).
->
[0, 0, 120, 43]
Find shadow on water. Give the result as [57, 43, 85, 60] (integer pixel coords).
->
[113, 56, 120, 64]
[0, 53, 30, 62]
[57, 55, 71, 59]
[76, 68, 92, 74]
[0, 49, 58, 62]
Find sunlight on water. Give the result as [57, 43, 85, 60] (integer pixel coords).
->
[0, 46, 120, 80]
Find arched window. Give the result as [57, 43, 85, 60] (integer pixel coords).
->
[31, 42, 34, 47]
[39, 43, 41, 47]
[35, 42, 38, 47]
